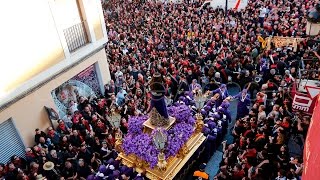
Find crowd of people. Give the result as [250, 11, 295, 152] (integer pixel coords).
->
[0, 0, 318, 179]
[103, 0, 315, 179]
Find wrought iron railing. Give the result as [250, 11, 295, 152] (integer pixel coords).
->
[63, 21, 89, 52]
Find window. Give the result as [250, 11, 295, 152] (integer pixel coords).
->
[55, 0, 89, 52]
[63, 21, 89, 52]
[0, 119, 25, 164]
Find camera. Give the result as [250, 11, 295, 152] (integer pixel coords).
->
[307, 39, 320, 53]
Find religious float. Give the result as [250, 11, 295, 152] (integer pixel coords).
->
[112, 73, 207, 180]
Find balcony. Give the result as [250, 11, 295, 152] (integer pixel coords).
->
[63, 21, 89, 53]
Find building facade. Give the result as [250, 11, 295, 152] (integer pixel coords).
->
[0, 0, 110, 162]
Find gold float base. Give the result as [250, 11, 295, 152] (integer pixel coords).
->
[117, 132, 206, 180]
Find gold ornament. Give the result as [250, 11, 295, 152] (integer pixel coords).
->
[177, 144, 189, 158]
[149, 108, 170, 127]
[157, 152, 167, 171]
[195, 113, 204, 134]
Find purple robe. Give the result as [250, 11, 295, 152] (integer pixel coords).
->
[234, 92, 251, 119]
[212, 87, 229, 107]
[205, 99, 217, 108]
[150, 92, 169, 119]
[189, 83, 201, 91]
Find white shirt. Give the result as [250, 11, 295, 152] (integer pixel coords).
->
[115, 71, 123, 79]
[259, 7, 267, 18]
[69, 103, 78, 114]
[122, 48, 128, 55]
[258, 111, 266, 123]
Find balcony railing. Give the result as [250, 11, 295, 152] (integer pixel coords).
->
[63, 21, 89, 52]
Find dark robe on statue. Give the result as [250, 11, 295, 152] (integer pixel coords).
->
[149, 73, 169, 126]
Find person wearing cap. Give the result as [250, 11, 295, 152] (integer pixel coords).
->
[35, 174, 47, 180]
[193, 163, 209, 180]
[42, 161, 60, 179]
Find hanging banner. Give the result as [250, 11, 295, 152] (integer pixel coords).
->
[265, 36, 305, 52]
[201, 0, 248, 10]
[303, 95, 320, 179]
[258, 36, 267, 49]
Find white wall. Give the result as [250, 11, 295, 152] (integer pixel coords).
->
[0, 0, 108, 107]
[0, 49, 110, 147]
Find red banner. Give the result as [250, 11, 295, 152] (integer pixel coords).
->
[303, 95, 320, 179]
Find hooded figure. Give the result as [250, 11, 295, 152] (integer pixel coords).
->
[219, 101, 232, 123]
[107, 170, 120, 180]
[205, 97, 217, 111]
[233, 89, 251, 119]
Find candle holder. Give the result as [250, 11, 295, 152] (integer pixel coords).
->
[152, 128, 168, 171]
[195, 113, 204, 134]
[194, 90, 209, 111]
[157, 151, 167, 171]
[115, 128, 123, 153]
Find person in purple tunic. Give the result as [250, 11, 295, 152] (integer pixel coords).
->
[211, 84, 229, 107]
[190, 79, 202, 92]
[219, 101, 232, 123]
[233, 89, 251, 120]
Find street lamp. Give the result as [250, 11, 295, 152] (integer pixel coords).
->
[306, 3, 320, 36]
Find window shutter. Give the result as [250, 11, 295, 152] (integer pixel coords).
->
[0, 119, 25, 164]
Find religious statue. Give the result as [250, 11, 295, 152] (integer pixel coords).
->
[149, 73, 170, 127]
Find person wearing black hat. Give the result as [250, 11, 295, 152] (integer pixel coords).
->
[193, 163, 209, 180]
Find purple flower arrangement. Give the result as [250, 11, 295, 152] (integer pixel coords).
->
[122, 133, 160, 168]
[122, 104, 196, 169]
[165, 122, 194, 157]
[127, 115, 148, 134]
[167, 105, 192, 123]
